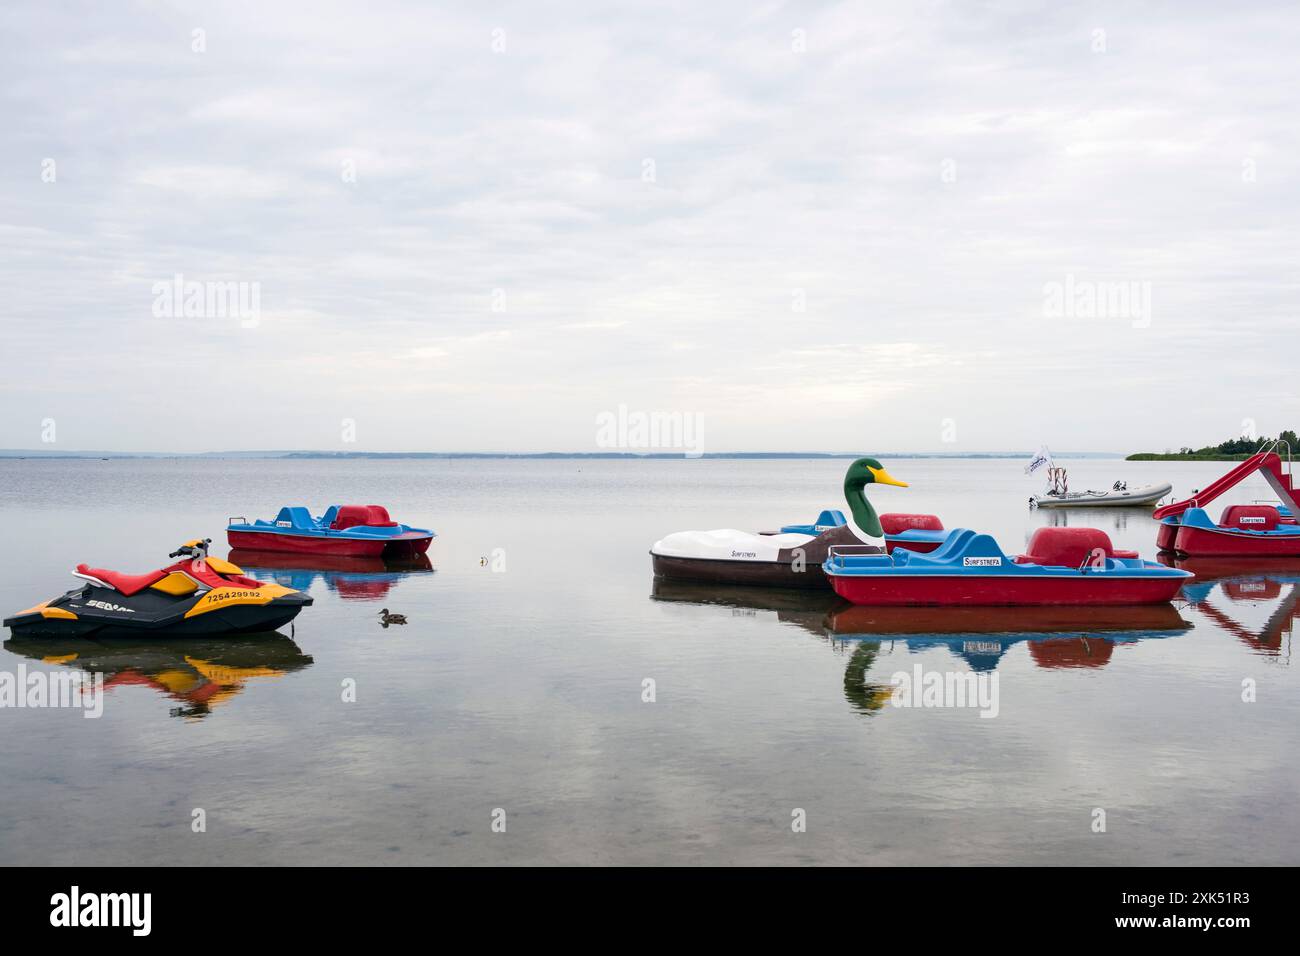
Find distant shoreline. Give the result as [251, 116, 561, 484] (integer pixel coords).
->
[0, 450, 1122, 461]
[1126, 453, 1254, 462]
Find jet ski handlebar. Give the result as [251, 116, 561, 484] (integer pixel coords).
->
[169, 538, 212, 559]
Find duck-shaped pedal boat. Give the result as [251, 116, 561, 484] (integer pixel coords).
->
[823, 526, 1192, 606]
[650, 458, 941, 589]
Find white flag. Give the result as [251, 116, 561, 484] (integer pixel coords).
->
[1025, 445, 1052, 476]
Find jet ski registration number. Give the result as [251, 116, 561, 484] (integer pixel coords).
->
[205, 589, 262, 604]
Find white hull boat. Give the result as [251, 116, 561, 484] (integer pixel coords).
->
[1032, 482, 1172, 509]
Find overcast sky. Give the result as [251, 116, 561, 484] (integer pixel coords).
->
[1, 1, 1296, 453]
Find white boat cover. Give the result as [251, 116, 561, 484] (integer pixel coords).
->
[650, 529, 815, 562]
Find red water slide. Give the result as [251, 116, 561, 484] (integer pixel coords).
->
[1152, 451, 1300, 520]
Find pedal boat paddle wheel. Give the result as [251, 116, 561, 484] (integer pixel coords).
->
[650, 458, 942, 589]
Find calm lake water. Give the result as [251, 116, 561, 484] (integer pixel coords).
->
[0, 457, 1296, 865]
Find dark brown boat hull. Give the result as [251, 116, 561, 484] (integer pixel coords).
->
[650, 525, 878, 590]
[651, 553, 830, 589]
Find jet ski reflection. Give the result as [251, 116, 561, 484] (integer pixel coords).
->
[3, 632, 313, 720]
[229, 550, 433, 603]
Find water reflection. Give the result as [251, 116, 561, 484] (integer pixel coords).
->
[229, 549, 433, 603]
[825, 604, 1191, 669]
[649, 579, 835, 637]
[1160, 555, 1300, 661]
[1040, 507, 1150, 533]
[652, 580, 1193, 714]
[3, 633, 313, 720]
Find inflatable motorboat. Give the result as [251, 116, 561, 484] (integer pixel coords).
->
[1031, 479, 1172, 509]
[823, 526, 1191, 606]
[227, 505, 435, 558]
[650, 458, 914, 588]
[3, 539, 313, 638]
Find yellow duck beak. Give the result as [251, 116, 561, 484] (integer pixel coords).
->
[868, 465, 908, 488]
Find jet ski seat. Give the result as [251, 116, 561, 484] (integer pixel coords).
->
[75, 564, 167, 596]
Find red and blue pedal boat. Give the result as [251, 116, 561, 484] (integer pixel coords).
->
[227, 505, 435, 559]
[1153, 445, 1300, 556]
[1160, 504, 1300, 557]
[823, 526, 1191, 606]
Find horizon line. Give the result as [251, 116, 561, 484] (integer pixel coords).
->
[0, 448, 1123, 460]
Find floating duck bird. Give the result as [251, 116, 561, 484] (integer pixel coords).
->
[378, 608, 407, 627]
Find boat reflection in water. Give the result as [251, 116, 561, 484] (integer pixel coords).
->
[229, 549, 433, 602]
[2, 633, 313, 720]
[825, 604, 1191, 669]
[827, 603, 1191, 713]
[1159, 554, 1300, 659]
[651, 579, 1192, 714]
[1042, 507, 1150, 535]
[650, 579, 836, 634]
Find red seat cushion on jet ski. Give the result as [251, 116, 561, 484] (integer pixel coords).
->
[331, 505, 372, 530]
[1017, 527, 1116, 568]
[879, 513, 944, 535]
[1219, 504, 1280, 531]
[365, 505, 398, 527]
[75, 564, 167, 596]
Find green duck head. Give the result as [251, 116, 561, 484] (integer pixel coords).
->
[842, 457, 908, 538]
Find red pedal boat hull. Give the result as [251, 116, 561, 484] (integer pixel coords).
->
[227, 529, 432, 558]
[1172, 524, 1300, 558]
[828, 573, 1187, 607]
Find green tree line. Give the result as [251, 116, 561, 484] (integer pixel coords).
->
[1128, 430, 1299, 460]
[1170, 430, 1298, 457]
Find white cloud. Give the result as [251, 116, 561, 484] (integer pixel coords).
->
[1, 1, 1297, 452]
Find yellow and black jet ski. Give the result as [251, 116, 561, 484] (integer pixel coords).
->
[3, 539, 312, 638]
